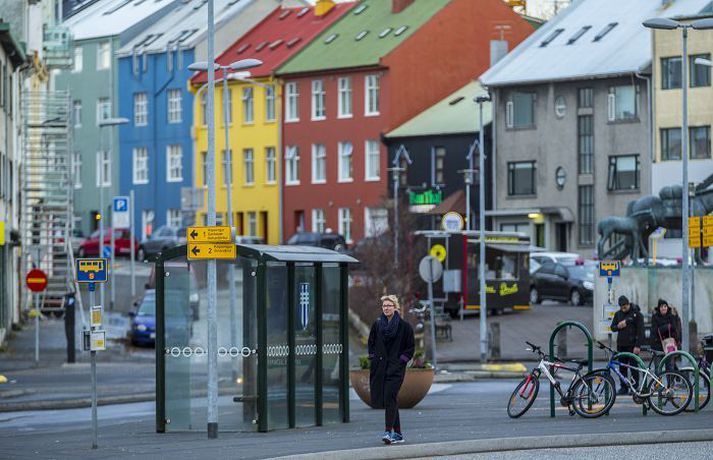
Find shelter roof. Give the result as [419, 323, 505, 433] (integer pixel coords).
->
[238, 244, 358, 263]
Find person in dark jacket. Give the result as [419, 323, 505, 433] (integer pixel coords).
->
[651, 299, 679, 371]
[368, 295, 415, 445]
[610, 295, 645, 395]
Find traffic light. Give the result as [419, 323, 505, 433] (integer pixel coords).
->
[95, 213, 102, 221]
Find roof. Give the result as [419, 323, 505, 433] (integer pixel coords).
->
[480, 0, 713, 87]
[386, 81, 491, 138]
[117, 0, 256, 57]
[0, 22, 27, 68]
[238, 244, 358, 263]
[62, 0, 178, 41]
[276, 0, 450, 75]
[428, 190, 467, 215]
[191, 3, 354, 83]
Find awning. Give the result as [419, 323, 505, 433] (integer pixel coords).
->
[485, 206, 575, 223]
[486, 243, 544, 253]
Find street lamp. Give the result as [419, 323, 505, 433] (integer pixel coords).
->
[188, 56, 261, 438]
[642, 16, 713, 353]
[97, 116, 129, 311]
[474, 94, 490, 362]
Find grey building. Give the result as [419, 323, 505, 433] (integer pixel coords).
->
[480, 0, 711, 257]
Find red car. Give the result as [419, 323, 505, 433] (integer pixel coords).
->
[78, 229, 139, 258]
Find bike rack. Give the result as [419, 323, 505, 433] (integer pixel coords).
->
[655, 350, 700, 413]
[548, 321, 593, 418]
[611, 351, 648, 416]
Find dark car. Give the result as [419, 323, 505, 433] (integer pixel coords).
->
[138, 226, 186, 261]
[129, 289, 156, 347]
[529, 261, 595, 306]
[78, 228, 139, 258]
[286, 232, 348, 252]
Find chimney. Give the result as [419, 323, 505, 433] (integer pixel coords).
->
[315, 0, 336, 16]
[392, 0, 415, 14]
[490, 40, 509, 67]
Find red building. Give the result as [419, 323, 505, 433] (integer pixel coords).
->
[276, 0, 535, 244]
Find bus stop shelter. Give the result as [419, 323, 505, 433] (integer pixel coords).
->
[154, 244, 357, 433]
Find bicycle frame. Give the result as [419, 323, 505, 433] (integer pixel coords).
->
[519, 358, 582, 399]
[607, 358, 663, 397]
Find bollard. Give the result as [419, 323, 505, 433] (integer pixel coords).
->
[557, 329, 567, 359]
[490, 322, 501, 359]
[64, 292, 76, 363]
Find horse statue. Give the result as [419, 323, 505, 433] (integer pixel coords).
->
[597, 216, 647, 263]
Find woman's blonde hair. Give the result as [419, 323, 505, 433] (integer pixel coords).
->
[380, 294, 400, 311]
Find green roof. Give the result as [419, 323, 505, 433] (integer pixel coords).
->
[277, 0, 450, 75]
[385, 81, 491, 138]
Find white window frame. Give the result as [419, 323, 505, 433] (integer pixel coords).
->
[141, 210, 155, 241]
[96, 150, 111, 187]
[243, 148, 254, 185]
[312, 208, 325, 233]
[364, 207, 388, 237]
[338, 207, 352, 243]
[167, 209, 182, 228]
[222, 149, 232, 186]
[134, 92, 148, 126]
[365, 74, 380, 116]
[96, 98, 111, 125]
[73, 152, 82, 189]
[167, 89, 182, 124]
[132, 147, 149, 185]
[265, 146, 276, 184]
[73, 100, 82, 128]
[200, 92, 207, 126]
[505, 101, 514, 128]
[247, 211, 257, 236]
[242, 87, 253, 124]
[311, 143, 326, 184]
[364, 140, 380, 181]
[73, 46, 83, 73]
[97, 41, 111, 70]
[265, 85, 276, 122]
[285, 82, 299, 122]
[285, 146, 300, 185]
[166, 144, 183, 182]
[338, 77, 352, 118]
[338, 141, 353, 182]
[311, 79, 326, 120]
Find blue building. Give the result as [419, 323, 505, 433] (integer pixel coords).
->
[116, 0, 286, 240]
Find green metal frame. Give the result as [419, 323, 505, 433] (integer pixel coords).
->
[655, 350, 700, 412]
[155, 255, 166, 432]
[612, 351, 648, 415]
[548, 321, 593, 418]
[287, 264, 296, 429]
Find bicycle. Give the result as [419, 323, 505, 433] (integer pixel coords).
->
[595, 341, 693, 416]
[507, 341, 616, 419]
[676, 339, 711, 412]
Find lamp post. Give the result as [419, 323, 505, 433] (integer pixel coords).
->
[642, 16, 713, 353]
[389, 145, 412, 267]
[475, 95, 491, 362]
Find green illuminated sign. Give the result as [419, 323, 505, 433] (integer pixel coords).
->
[409, 189, 443, 206]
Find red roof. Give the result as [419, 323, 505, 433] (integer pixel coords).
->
[191, 3, 354, 85]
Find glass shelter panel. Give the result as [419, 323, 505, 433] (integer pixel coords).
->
[295, 263, 316, 427]
[266, 262, 289, 430]
[322, 264, 342, 424]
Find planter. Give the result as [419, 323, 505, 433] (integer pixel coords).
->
[350, 367, 435, 409]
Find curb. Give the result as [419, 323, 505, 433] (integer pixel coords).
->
[272, 428, 713, 460]
[0, 393, 155, 413]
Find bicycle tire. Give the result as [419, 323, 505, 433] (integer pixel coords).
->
[507, 374, 540, 418]
[679, 367, 711, 412]
[570, 371, 617, 418]
[647, 370, 692, 416]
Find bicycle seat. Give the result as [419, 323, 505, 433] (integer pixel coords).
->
[568, 359, 589, 366]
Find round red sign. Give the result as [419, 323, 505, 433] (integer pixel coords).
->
[26, 269, 48, 292]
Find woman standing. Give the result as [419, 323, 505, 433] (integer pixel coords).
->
[651, 299, 679, 371]
[368, 295, 415, 445]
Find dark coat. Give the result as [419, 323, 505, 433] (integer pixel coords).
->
[610, 304, 645, 350]
[367, 314, 415, 409]
[651, 310, 679, 351]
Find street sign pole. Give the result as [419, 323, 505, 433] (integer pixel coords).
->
[89, 282, 97, 449]
[477, 96, 489, 363]
[26, 269, 48, 364]
[110, 224, 115, 311]
[34, 293, 40, 364]
[428, 259, 437, 370]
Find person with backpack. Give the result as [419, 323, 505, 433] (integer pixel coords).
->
[610, 295, 645, 395]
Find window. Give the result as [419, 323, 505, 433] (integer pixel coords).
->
[662, 56, 682, 90]
[222, 149, 232, 186]
[312, 209, 325, 233]
[607, 155, 639, 191]
[578, 185, 594, 246]
[96, 150, 111, 187]
[338, 208, 352, 243]
[338, 77, 352, 118]
[311, 80, 325, 120]
[365, 208, 388, 237]
[201, 151, 207, 187]
[265, 147, 276, 183]
[73, 100, 82, 128]
[97, 41, 111, 70]
[365, 75, 380, 116]
[167, 89, 182, 123]
[247, 212, 257, 236]
[540, 28, 563, 47]
[432, 146, 446, 185]
[567, 26, 591, 45]
[593, 22, 617, 42]
[690, 126, 711, 159]
[223, 88, 232, 124]
[285, 146, 299, 184]
[242, 87, 253, 123]
[200, 92, 207, 125]
[506, 92, 535, 128]
[311, 144, 326, 183]
[72, 152, 82, 189]
[142, 210, 154, 240]
[660, 128, 682, 161]
[73, 46, 83, 72]
[285, 82, 299, 122]
[167, 209, 182, 229]
[166, 145, 183, 182]
[96, 98, 111, 124]
[507, 161, 535, 196]
[243, 148, 254, 184]
[394, 25, 409, 36]
[133, 147, 148, 184]
[607, 85, 637, 121]
[134, 92, 148, 126]
[578, 115, 593, 173]
[577, 87, 593, 108]
[265, 85, 276, 121]
[691, 54, 711, 88]
[338, 142, 353, 182]
[365, 140, 380, 181]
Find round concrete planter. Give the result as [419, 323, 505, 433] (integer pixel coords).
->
[350, 367, 435, 409]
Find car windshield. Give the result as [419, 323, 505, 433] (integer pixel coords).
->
[138, 293, 156, 316]
[567, 265, 595, 280]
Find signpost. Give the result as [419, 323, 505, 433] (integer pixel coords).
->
[441, 212, 465, 233]
[26, 269, 48, 364]
[689, 216, 702, 248]
[430, 244, 447, 263]
[419, 255, 443, 370]
[76, 258, 108, 449]
[186, 226, 236, 260]
[703, 215, 713, 248]
[111, 196, 130, 310]
[599, 260, 621, 343]
[0, 220, 5, 246]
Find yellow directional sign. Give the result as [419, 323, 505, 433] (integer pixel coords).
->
[430, 244, 447, 262]
[0, 220, 4, 246]
[704, 236, 713, 248]
[187, 226, 232, 243]
[187, 242, 237, 260]
[704, 215, 713, 232]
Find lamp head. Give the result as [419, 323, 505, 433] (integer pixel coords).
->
[228, 58, 263, 71]
[691, 17, 713, 30]
[187, 61, 220, 71]
[642, 18, 680, 30]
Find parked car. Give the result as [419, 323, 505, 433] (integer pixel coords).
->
[145, 262, 200, 321]
[530, 252, 581, 274]
[78, 228, 139, 257]
[530, 260, 596, 306]
[235, 235, 264, 245]
[129, 289, 156, 347]
[138, 226, 186, 261]
[286, 232, 348, 252]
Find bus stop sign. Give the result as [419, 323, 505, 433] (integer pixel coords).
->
[76, 258, 108, 283]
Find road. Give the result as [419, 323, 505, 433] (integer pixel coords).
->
[445, 442, 713, 459]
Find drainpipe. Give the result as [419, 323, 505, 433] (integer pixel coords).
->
[635, 71, 653, 195]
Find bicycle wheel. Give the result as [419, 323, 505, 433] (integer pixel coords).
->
[647, 370, 692, 416]
[571, 371, 616, 418]
[507, 374, 540, 418]
[679, 367, 711, 412]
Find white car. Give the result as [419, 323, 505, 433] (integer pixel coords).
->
[530, 252, 581, 274]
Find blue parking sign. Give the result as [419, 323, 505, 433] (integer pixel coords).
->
[113, 197, 128, 212]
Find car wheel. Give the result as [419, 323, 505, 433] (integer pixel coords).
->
[138, 248, 146, 262]
[570, 289, 583, 306]
[529, 287, 540, 305]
